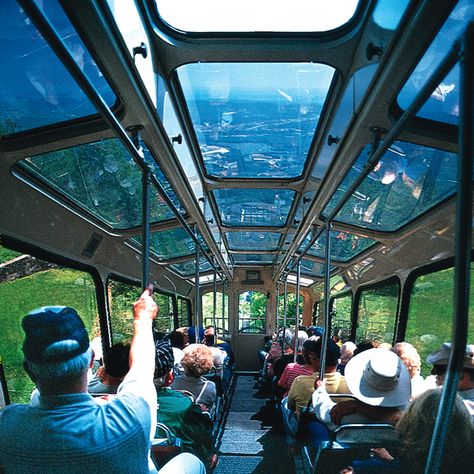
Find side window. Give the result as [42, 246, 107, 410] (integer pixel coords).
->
[277, 292, 304, 328]
[238, 291, 266, 334]
[313, 300, 323, 326]
[405, 265, 474, 377]
[154, 293, 174, 333]
[330, 293, 352, 338]
[356, 280, 399, 344]
[108, 280, 175, 340]
[202, 291, 229, 331]
[177, 297, 191, 328]
[108, 280, 141, 343]
[0, 246, 99, 403]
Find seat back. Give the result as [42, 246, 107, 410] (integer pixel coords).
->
[311, 423, 400, 474]
[151, 422, 183, 469]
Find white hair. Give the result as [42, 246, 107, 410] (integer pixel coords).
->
[25, 347, 93, 380]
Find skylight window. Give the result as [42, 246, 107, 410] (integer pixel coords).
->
[178, 63, 335, 179]
[155, 0, 359, 33]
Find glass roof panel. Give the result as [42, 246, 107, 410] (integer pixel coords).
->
[288, 259, 330, 278]
[323, 141, 458, 232]
[0, 0, 116, 136]
[301, 231, 377, 262]
[213, 189, 296, 227]
[16, 138, 177, 229]
[155, 0, 359, 33]
[170, 258, 212, 277]
[130, 227, 208, 261]
[178, 63, 335, 179]
[226, 232, 281, 251]
[397, 0, 474, 125]
[232, 254, 274, 265]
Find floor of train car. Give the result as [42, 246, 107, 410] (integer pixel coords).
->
[214, 373, 298, 474]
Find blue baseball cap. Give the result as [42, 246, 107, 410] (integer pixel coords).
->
[22, 306, 89, 364]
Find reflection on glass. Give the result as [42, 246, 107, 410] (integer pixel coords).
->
[312, 64, 377, 179]
[397, 0, 474, 125]
[324, 141, 458, 232]
[232, 254, 274, 264]
[303, 231, 377, 262]
[178, 63, 335, 178]
[214, 188, 295, 227]
[226, 232, 281, 251]
[0, 0, 116, 136]
[105, 0, 156, 106]
[292, 259, 328, 278]
[170, 258, 212, 277]
[131, 227, 208, 261]
[17, 138, 177, 229]
[159, 77, 204, 200]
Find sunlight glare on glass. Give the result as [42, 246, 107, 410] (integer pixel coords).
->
[156, 0, 359, 32]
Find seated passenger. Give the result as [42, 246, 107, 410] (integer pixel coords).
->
[354, 339, 380, 355]
[167, 330, 186, 370]
[312, 348, 411, 432]
[266, 328, 294, 380]
[153, 341, 215, 468]
[171, 343, 217, 410]
[277, 339, 316, 398]
[288, 338, 348, 415]
[340, 389, 474, 473]
[187, 326, 205, 344]
[337, 341, 357, 376]
[391, 342, 426, 399]
[88, 341, 130, 395]
[426, 342, 474, 419]
[0, 289, 205, 474]
[272, 330, 308, 381]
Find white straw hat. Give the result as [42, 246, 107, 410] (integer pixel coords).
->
[344, 348, 411, 407]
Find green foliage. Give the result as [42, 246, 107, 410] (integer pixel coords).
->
[238, 291, 267, 332]
[278, 292, 304, 328]
[202, 292, 228, 330]
[405, 267, 474, 377]
[0, 268, 98, 404]
[0, 247, 22, 264]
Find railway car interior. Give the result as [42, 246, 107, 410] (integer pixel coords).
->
[1, 0, 474, 473]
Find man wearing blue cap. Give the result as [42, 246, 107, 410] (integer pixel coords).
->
[0, 288, 205, 474]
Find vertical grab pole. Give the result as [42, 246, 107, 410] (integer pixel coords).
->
[213, 260, 218, 345]
[282, 275, 288, 356]
[319, 223, 332, 380]
[294, 259, 302, 362]
[425, 24, 473, 474]
[133, 129, 150, 289]
[194, 225, 201, 343]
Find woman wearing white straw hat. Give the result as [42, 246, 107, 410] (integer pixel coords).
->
[312, 348, 412, 431]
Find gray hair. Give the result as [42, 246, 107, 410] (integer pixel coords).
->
[25, 347, 93, 380]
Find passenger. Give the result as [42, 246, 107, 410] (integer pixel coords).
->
[188, 326, 205, 344]
[153, 341, 216, 469]
[426, 342, 474, 419]
[337, 341, 357, 376]
[340, 389, 474, 473]
[354, 339, 380, 355]
[391, 342, 426, 399]
[87, 341, 130, 395]
[0, 288, 205, 474]
[266, 328, 294, 380]
[284, 339, 348, 447]
[176, 326, 190, 347]
[272, 330, 308, 381]
[171, 343, 217, 411]
[306, 326, 324, 340]
[288, 339, 348, 415]
[167, 330, 186, 369]
[277, 339, 317, 398]
[312, 348, 411, 432]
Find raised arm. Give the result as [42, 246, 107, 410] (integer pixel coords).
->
[124, 287, 158, 383]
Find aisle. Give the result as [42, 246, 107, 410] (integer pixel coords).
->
[214, 374, 296, 474]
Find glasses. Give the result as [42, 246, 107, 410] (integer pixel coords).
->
[431, 365, 447, 376]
